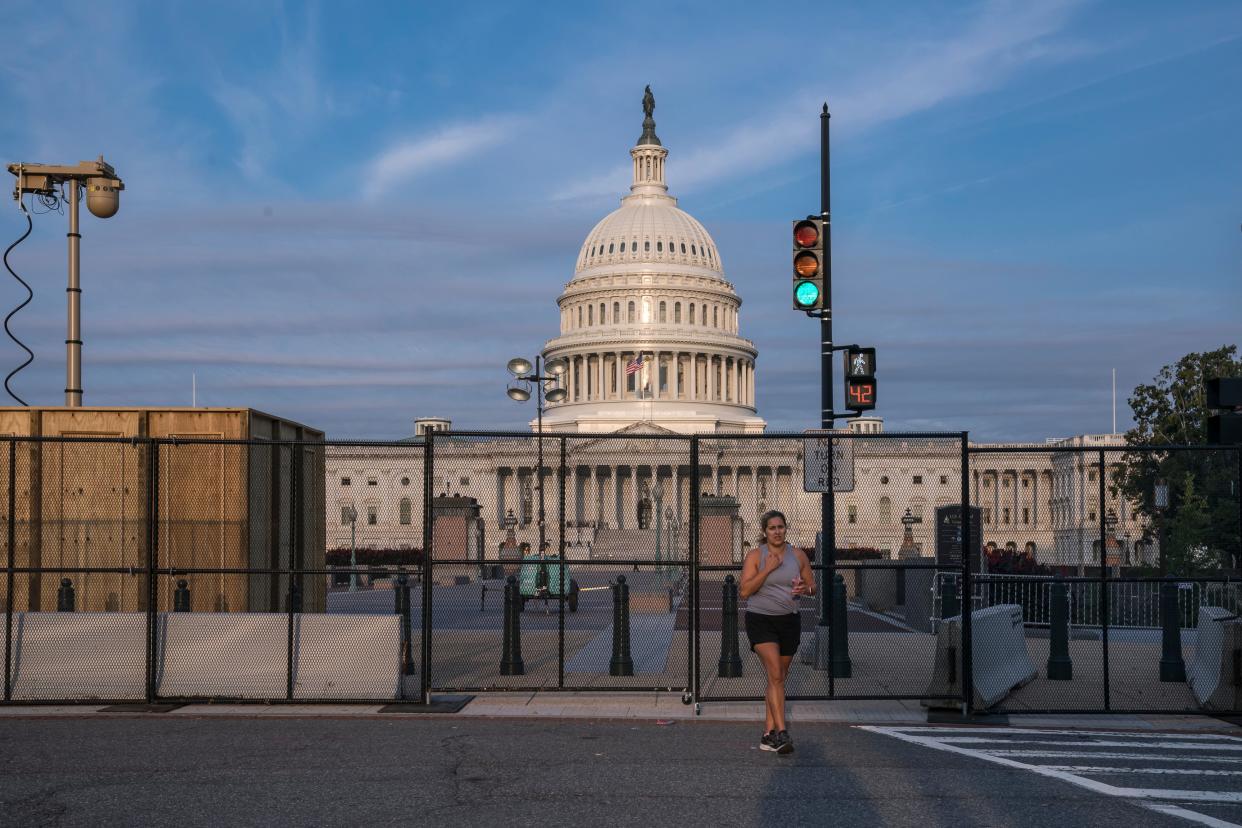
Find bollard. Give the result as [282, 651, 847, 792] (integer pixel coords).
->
[610, 574, 634, 676]
[173, 579, 192, 612]
[718, 575, 743, 678]
[500, 576, 525, 676]
[940, 578, 960, 621]
[1159, 581, 1187, 682]
[480, 582, 488, 613]
[831, 574, 852, 678]
[395, 574, 416, 676]
[290, 579, 303, 613]
[57, 577, 75, 612]
[1046, 576, 1073, 680]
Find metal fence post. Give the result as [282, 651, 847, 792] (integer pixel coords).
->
[960, 431, 973, 715]
[1099, 449, 1110, 711]
[146, 439, 159, 703]
[689, 436, 700, 703]
[286, 442, 299, 701]
[558, 436, 566, 690]
[421, 432, 434, 703]
[5, 439, 15, 701]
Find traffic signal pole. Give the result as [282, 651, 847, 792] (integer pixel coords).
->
[815, 104, 836, 673]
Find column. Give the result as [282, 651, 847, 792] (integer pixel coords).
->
[653, 350, 661, 400]
[690, 353, 698, 401]
[596, 352, 603, 402]
[1032, 471, 1040, 528]
[496, 469, 506, 526]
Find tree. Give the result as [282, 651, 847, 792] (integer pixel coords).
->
[1116, 346, 1241, 574]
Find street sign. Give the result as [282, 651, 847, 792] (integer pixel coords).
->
[802, 434, 854, 492]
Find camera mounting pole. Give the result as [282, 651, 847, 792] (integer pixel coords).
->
[8, 157, 124, 406]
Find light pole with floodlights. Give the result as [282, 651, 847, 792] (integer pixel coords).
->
[506, 356, 568, 557]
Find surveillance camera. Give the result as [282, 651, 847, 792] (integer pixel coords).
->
[86, 176, 123, 218]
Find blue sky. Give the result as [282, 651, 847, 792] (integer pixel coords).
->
[0, 0, 1238, 440]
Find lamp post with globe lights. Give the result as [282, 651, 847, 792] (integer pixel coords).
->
[506, 356, 568, 556]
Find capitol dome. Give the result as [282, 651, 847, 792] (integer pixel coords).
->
[538, 88, 765, 435]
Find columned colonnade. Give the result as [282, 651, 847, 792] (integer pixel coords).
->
[561, 350, 755, 406]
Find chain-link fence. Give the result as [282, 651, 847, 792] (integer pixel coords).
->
[2, 434, 1238, 714]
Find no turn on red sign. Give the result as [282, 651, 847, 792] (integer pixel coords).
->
[802, 432, 854, 492]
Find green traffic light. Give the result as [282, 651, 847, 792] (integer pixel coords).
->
[794, 280, 820, 308]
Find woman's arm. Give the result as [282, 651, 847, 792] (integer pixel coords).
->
[739, 547, 778, 599]
[792, 547, 816, 596]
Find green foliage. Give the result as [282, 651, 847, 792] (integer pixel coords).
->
[1116, 345, 1241, 575]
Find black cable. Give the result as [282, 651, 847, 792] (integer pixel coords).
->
[3, 207, 35, 405]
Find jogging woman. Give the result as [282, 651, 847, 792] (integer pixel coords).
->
[739, 510, 815, 754]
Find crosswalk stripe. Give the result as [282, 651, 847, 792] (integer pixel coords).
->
[1044, 767, 1242, 777]
[989, 750, 1242, 763]
[939, 737, 1242, 752]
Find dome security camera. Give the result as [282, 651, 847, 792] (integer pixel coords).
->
[86, 176, 123, 218]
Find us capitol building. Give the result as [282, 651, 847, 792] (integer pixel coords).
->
[326, 90, 1151, 571]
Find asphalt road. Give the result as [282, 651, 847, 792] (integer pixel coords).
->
[0, 716, 1222, 827]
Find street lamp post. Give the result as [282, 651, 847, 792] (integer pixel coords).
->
[654, 481, 664, 574]
[506, 356, 568, 558]
[345, 505, 358, 593]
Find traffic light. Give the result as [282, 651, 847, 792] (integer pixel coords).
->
[792, 218, 825, 311]
[844, 346, 877, 411]
[1206, 377, 1242, 445]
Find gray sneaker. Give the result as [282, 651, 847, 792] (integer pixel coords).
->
[776, 730, 794, 754]
[760, 731, 779, 752]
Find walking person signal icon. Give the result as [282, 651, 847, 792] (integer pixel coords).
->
[843, 347, 876, 412]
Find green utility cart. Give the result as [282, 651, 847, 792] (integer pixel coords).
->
[518, 553, 580, 612]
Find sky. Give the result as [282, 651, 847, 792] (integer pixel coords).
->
[0, 0, 1238, 441]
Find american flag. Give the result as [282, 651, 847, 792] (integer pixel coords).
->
[625, 355, 643, 375]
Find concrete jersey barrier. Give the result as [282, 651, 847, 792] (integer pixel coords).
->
[294, 614, 402, 699]
[158, 613, 289, 698]
[923, 604, 1037, 710]
[9, 612, 147, 700]
[1189, 606, 1241, 711]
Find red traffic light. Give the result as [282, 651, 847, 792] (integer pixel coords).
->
[793, 221, 820, 248]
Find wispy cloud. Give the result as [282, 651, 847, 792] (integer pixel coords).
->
[556, 0, 1089, 201]
[361, 117, 520, 200]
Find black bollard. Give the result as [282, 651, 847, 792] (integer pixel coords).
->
[395, 574, 415, 676]
[940, 577, 960, 621]
[480, 582, 488, 613]
[173, 579, 192, 612]
[610, 575, 634, 677]
[500, 576, 525, 676]
[831, 574, 852, 678]
[290, 579, 303, 613]
[57, 577, 75, 612]
[718, 575, 743, 678]
[1046, 576, 1073, 680]
[1159, 581, 1187, 682]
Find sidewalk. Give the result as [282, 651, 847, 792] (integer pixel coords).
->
[0, 693, 1236, 732]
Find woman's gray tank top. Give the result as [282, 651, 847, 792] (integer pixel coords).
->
[746, 544, 800, 616]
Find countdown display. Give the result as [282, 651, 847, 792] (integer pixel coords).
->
[846, 377, 877, 411]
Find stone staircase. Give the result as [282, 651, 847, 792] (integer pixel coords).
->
[590, 528, 689, 561]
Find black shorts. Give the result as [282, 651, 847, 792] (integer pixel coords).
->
[744, 611, 801, 657]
